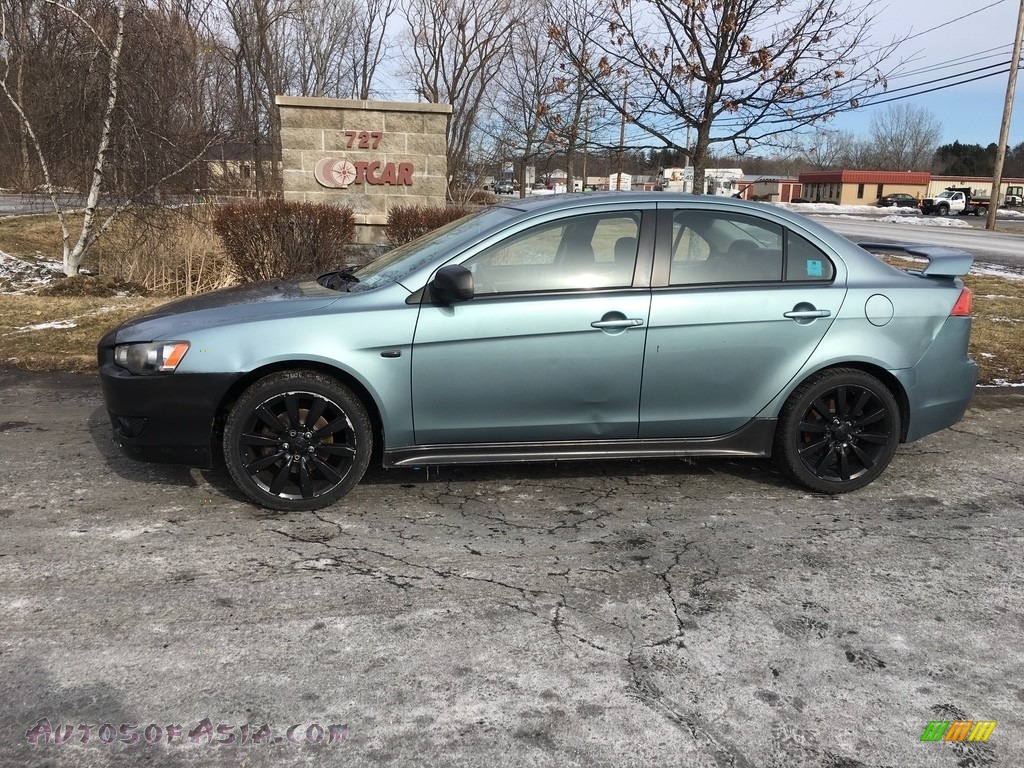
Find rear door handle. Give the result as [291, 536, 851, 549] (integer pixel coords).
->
[591, 318, 644, 329]
[783, 309, 831, 319]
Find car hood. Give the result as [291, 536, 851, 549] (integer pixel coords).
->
[110, 278, 348, 342]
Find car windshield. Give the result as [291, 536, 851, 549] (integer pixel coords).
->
[347, 206, 519, 291]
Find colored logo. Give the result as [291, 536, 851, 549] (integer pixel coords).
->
[920, 720, 996, 742]
[314, 157, 357, 189]
[313, 157, 414, 189]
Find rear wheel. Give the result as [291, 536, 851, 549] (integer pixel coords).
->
[975, 206, 987, 217]
[774, 369, 900, 494]
[224, 371, 372, 511]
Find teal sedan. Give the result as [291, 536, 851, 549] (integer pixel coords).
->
[98, 194, 977, 510]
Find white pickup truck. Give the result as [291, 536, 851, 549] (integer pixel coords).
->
[920, 187, 989, 216]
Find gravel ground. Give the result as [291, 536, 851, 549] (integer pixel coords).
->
[0, 372, 1021, 767]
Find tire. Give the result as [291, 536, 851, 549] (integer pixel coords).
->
[937, 205, 948, 216]
[774, 368, 900, 494]
[224, 371, 372, 511]
[975, 206, 987, 217]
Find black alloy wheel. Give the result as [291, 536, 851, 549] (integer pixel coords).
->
[224, 371, 372, 510]
[775, 368, 900, 494]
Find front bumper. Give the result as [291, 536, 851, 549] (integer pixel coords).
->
[98, 342, 241, 467]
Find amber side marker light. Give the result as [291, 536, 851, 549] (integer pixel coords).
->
[161, 342, 190, 371]
[951, 287, 973, 317]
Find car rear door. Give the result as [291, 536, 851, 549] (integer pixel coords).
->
[411, 207, 655, 444]
[639, 204, 848, 438]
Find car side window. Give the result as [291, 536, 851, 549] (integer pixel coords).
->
[465, 212, 640, 295]
[669, 210, 783, 285]
[785, 231, 835, 282]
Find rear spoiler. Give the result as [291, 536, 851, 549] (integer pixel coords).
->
[857, 243, 974, 277]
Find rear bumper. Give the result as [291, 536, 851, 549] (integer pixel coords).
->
[895, 317, 977, 442]
[98, 346, 240, 467]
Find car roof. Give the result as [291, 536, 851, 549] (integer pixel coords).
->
[488, 191, 827, 224]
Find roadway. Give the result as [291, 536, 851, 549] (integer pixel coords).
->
[809, 214, 1024, 274]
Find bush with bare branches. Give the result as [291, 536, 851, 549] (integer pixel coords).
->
[212, 200, 355, 281]
[386, 205, 471, 246]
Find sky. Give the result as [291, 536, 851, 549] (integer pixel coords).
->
[376, 0, 1022, 152]
[826, 0, 1022, 147]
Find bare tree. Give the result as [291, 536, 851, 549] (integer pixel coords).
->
[482, 14, 559, 196]
[219, 0, 295, 195]
[550, 0, 898, 193]
[292, 0, 356, 98]
[783, 128, 857, 170]
[538, 0, 617, 192]
[839, 138, 882, 169]
[401, 0, 524, 199]
[350, 0, 397, 100]
[868, 103, 941, 171]
[0, 0, 35, 190]
[0, 0, 220, 275]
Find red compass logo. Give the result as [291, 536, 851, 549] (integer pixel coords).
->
[314, 157, 357, 189]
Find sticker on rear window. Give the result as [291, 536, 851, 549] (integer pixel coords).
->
[806, 259, 823, 277]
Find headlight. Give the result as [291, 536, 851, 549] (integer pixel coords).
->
[113, 342, 190, 374]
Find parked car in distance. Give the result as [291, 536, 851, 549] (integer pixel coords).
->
[98, 193, 977, 511]
[877, 193, 920, 208]
[494, 179, 515, 194]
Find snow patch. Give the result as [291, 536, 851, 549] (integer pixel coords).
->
[878, 215, 971, 228]
[0, 251, 63, 294]
[970, 264, 1024, 281]
[14, 319, 78, 332]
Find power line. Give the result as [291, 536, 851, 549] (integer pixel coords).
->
[704, 62, 1020, 130]
[899, 0, 1009, 43]
[892, 45, 1011, 80]
[882, 59, 1013, 95]
[861, 66, 1021, 108]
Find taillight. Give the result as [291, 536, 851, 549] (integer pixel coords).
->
[950, 287, 972, 316]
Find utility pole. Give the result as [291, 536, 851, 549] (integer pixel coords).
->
[582, 103, 589, 190]
[616, 78, 627, 191]
[987, 0, 1024, 230]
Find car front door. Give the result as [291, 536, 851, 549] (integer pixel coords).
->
[411, 208, 654, 445]
[640, 205, 848, 438]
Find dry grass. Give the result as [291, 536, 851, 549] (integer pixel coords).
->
[0, 295, 169, 373]
[0, 205, 233, 295]
[963, 274, 1024, 385]
[879, 255, 1024, 384]
[0, 212, 104, 271]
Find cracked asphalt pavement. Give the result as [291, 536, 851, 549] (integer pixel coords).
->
[1, 371, 1022, 767]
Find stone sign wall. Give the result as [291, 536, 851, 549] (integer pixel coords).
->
[276, 95, 452, 242]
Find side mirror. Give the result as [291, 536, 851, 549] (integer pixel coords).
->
[430, 264, 474, 305]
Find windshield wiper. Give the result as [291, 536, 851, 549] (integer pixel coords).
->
[317, 265, 362, 291]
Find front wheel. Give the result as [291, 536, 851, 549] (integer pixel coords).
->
[937, 205, 949, 216]
[224, 371, 372, 511]
[774, 369, 900, 494]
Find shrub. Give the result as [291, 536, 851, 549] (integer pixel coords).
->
[212, 200, 355, 282]
[385, 205, 471, 246]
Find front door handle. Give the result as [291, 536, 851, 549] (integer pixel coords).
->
[591, 318, 644, 329]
